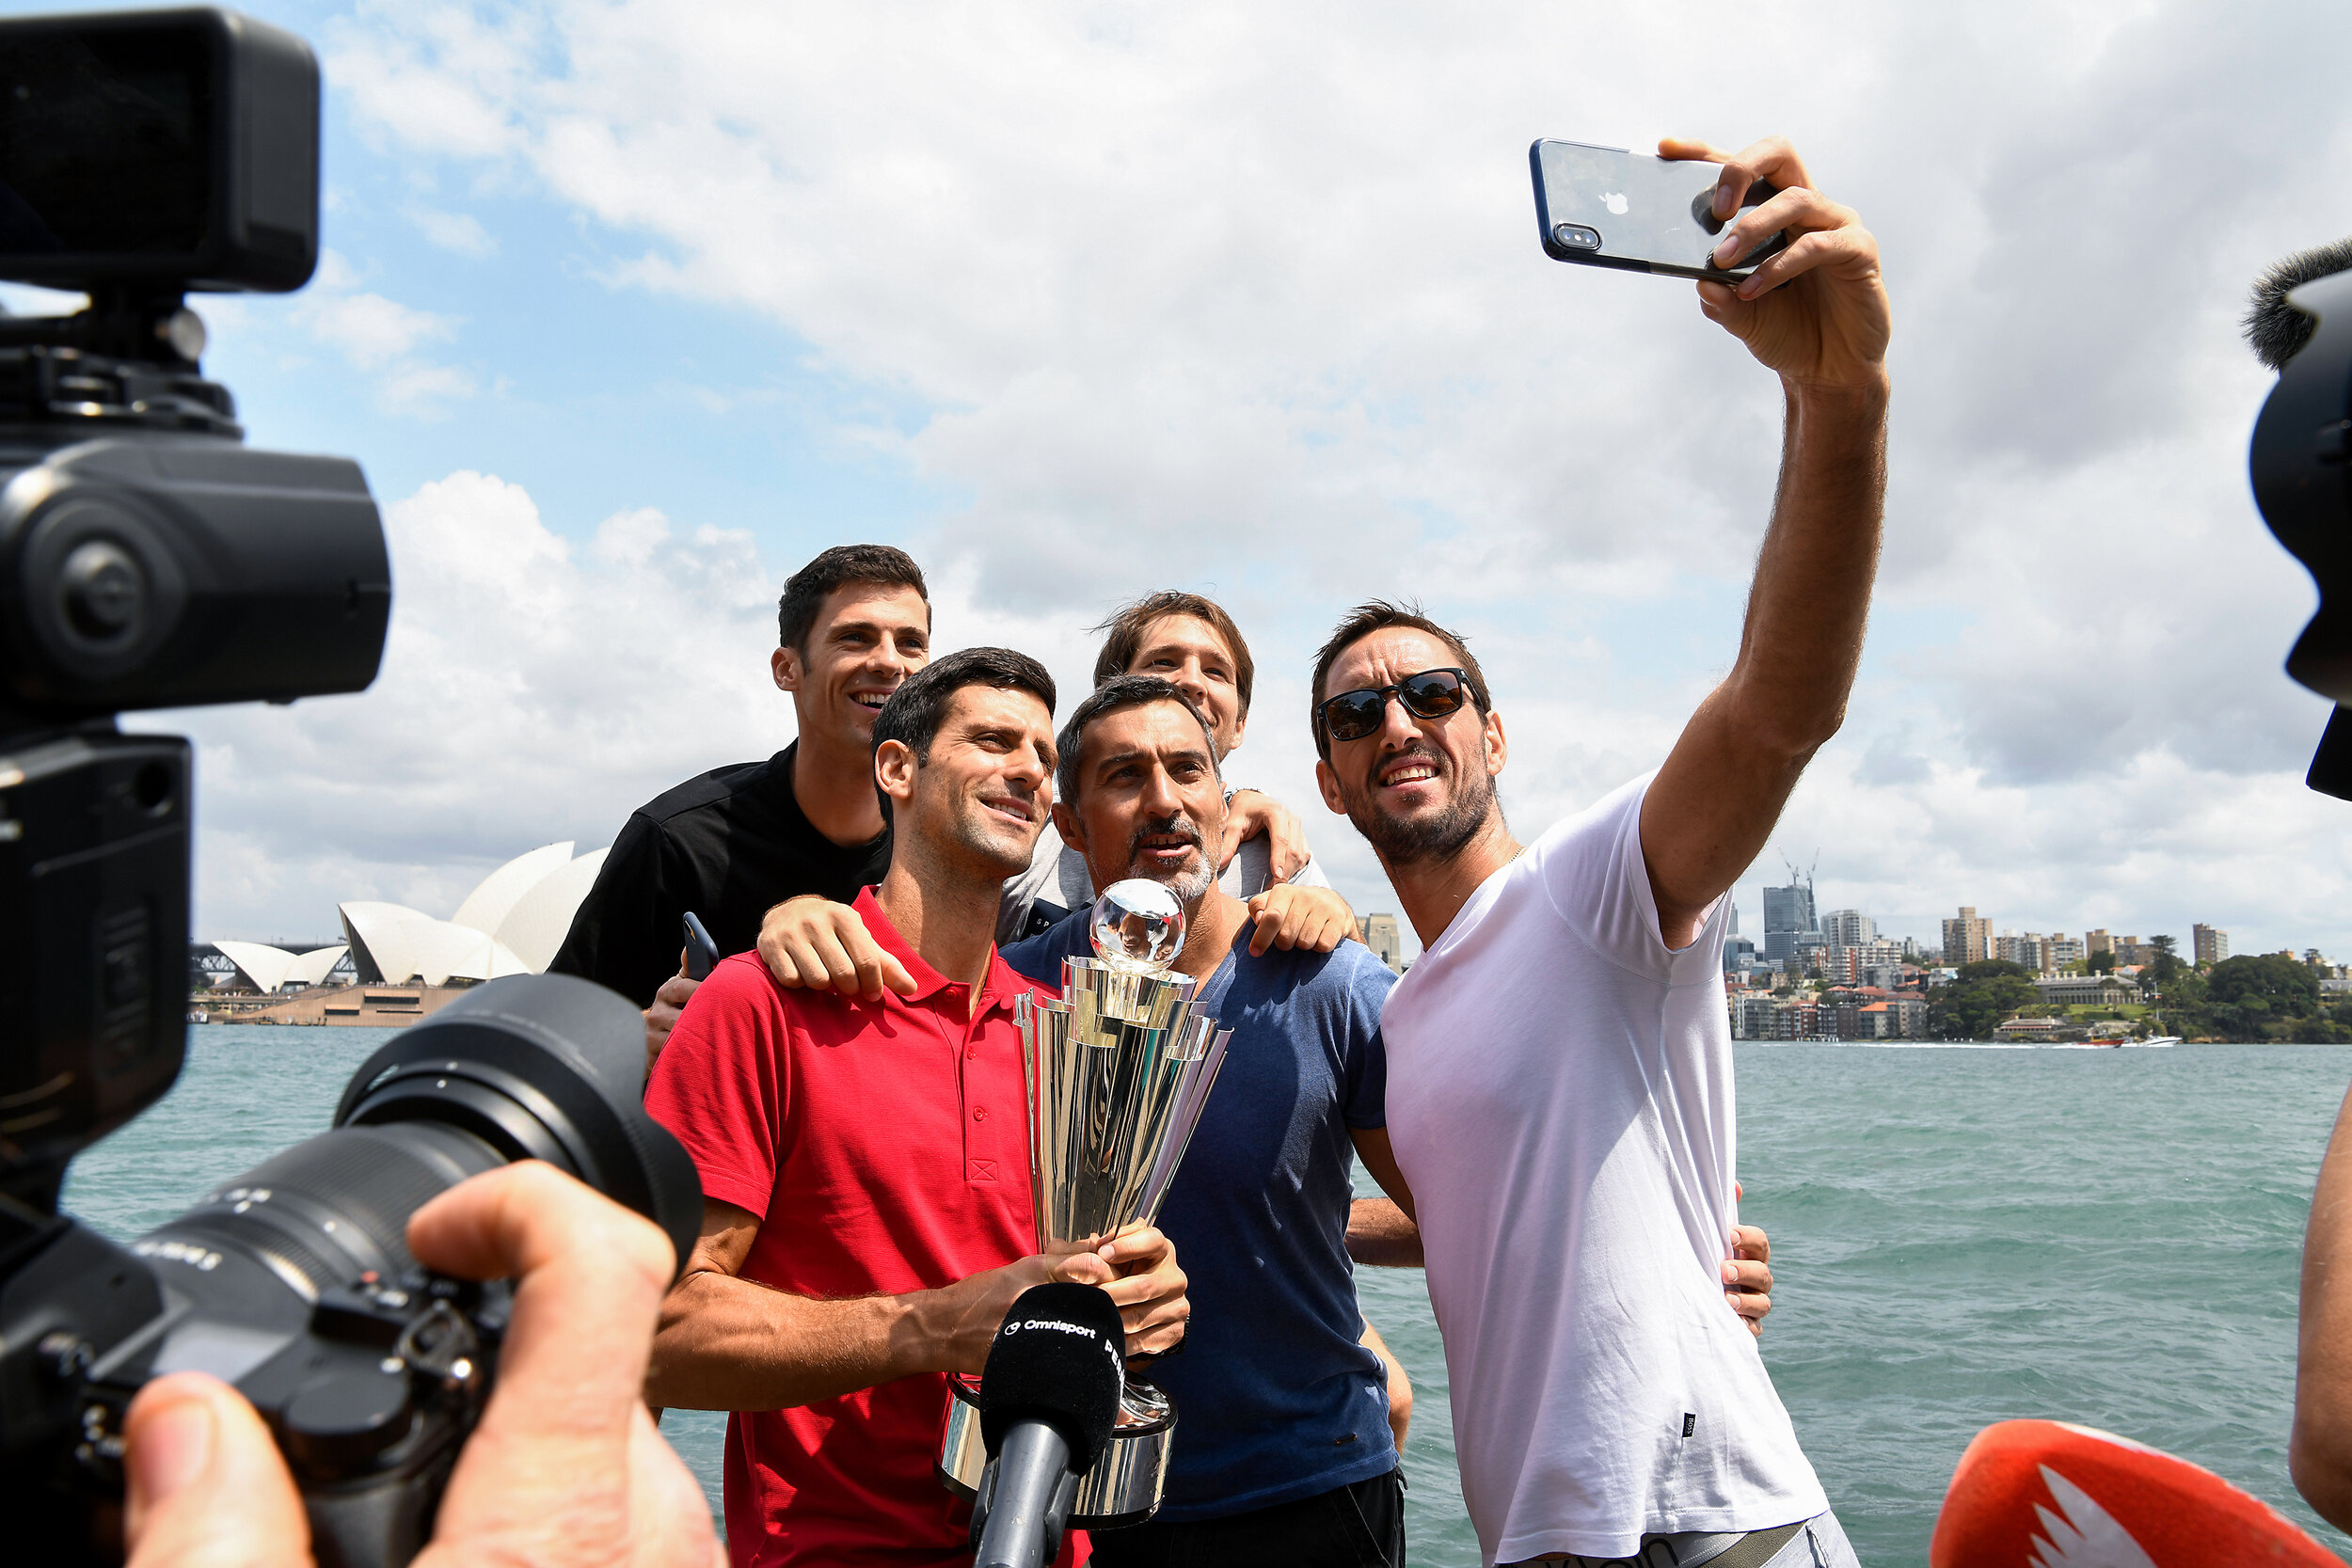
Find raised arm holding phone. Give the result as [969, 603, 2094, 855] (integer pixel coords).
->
[1310, 135, 1887, 1568]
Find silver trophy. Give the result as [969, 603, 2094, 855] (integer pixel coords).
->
[938, 879, 1233, 1527]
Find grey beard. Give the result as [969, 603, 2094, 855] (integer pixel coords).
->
[1160, 857, 1218, 907]
[1124, 817, 1218, 907]
[1346, 760, 1498, 867]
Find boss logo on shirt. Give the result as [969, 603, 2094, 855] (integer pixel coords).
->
[1682, 1413, 1697, 1438]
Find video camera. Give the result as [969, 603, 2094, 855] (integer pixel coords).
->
[0, 11, 702, 1564]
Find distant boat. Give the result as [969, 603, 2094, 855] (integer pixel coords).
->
[2086, 1037, 2123, 1048]
[2133, 1036, 2182, 1048]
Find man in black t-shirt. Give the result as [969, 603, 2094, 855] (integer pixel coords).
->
[548, 546, 930, 1034]
[544, 745, 896, 1015]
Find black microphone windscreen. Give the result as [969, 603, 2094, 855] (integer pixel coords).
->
[2248, 237, 2352, 370]
[977, 1282, 1125, 1473]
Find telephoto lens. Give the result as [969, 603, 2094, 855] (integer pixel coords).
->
[65, 974, 701, 1567]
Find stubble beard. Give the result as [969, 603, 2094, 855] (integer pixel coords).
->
[917, 774, 1038, 885]
[1344, 752, 1499, 868]
[1123, 814, 1218, 910]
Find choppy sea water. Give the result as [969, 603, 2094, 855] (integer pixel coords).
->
[61, 1031, 2352, 1566]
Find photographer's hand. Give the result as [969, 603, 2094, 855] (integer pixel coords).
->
[123, 1163, 722, 1568]
[123, 1370, 309, 1568]
[1658, 135, 1889, 395]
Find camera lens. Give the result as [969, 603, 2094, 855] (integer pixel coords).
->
[125, 974, 699, 1386]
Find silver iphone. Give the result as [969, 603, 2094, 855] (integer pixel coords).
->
[1530, 139, 1788, 280]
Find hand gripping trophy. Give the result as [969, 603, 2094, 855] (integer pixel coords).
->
[938, 880, 1234, 1527]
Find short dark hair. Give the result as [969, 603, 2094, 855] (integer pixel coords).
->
[1055, 675, 1220, 805]
[1309, 599, 1493, 760]
[777, 545, 929, 654]
[1091, 592, 1254, 714]
[870, 647, 1057, 821]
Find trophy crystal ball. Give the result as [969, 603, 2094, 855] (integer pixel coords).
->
[937, 879, 1234, 1527]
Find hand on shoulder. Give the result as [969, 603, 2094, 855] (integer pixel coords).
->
[757, 895, 915, 1000]
[1244, 883, 1358, 958]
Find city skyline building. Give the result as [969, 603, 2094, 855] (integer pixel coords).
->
[1358, 912, 1403, 974]
[1994, 931, 2055, 974]
[1763, 874, 1817, 963]
[2194, 924, 2230, 965]
[1943, 906, 1991, 966]
[1821, 908, 1877, 948]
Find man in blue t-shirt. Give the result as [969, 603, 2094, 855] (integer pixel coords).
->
[1003, 674, 1411, 1566]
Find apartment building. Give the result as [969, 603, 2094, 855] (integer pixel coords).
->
[1357, 912, 1403, 974]
[1943, 906, 1991, 966]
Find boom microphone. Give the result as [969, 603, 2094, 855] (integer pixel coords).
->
[971, 1282, 1126, 1568]
[2246, 237, 2352, 371]
[2248, 237, 2352, 798]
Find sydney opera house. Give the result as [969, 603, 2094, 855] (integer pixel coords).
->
[197, 842, 607, 1023]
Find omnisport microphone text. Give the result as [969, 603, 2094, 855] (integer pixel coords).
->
[996, 1314, 1124, 1372]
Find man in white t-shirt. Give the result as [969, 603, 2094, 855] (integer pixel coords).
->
[1310, 135, 1888, 1567]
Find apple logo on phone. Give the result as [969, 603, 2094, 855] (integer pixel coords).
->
[1602, 191, 1629, 214]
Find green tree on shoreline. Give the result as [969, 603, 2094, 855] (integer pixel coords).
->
[1928, 959, 2040, 1040]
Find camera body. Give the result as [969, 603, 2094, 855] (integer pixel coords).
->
[0, 12, 702, 1565]
[6, 1210, 509, 1568]
[0, 6, 388, 1224]
[5, 974, 701, 1568]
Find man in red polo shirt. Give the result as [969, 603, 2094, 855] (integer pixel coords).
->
[644, 646, 1189, 1567]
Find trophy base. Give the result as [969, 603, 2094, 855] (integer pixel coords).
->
[937, 1371, 1174, 1528]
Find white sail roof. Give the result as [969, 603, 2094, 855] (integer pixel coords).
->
[289, 944, 349, 986]
[214, 940, 299, 994]
[216, 843, 606, 991]
[452, 842, 575, 940]
[210, 942, 348, 993]
[492, 847, 609, 973]
[339, 902, 532, 987]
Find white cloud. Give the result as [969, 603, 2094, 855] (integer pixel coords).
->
[242, 0, 2352, 958]
[408, 207, 499, 257]
[291, 289, 455, 369]
[286, 248, 477, 414]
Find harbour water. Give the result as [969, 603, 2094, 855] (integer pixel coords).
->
[61, 1030, 2352, 1565]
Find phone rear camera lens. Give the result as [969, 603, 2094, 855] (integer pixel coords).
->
[1554, 224, 1601, 251]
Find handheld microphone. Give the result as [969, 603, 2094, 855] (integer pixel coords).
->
[970, 1282, 1126, 1568]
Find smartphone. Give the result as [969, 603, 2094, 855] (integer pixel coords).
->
[682, 911, 721, 981]
[1530, 139, 1788, 280]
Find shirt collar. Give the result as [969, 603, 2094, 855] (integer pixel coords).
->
[852, 886, 1028, 1018]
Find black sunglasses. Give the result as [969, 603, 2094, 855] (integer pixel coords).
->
[1315, 667, 1477, 748]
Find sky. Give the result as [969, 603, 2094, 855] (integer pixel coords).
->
[23, 0, 2352, 961]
